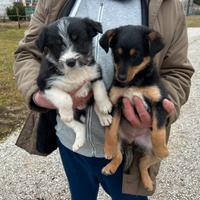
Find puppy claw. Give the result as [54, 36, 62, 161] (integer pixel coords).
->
[99, 114, 112, 127]
[72, 143, 82, 152]
[98, 99, 112, 114]
[101, 165, 117, 175]
[71, 123, 86, 152]
[144, 180, 154, 192]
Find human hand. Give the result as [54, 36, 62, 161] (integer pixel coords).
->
[33, 86, 93, 109]
[122, 96, 175, 129]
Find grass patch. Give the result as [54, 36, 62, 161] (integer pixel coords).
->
[0, 26, 28, 140]
[186, 15, 200, 27]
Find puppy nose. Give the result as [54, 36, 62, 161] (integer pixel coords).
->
[118, 74, 126, 82]
[66, 59, 76, 67]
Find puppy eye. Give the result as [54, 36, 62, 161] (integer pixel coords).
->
[71, 34, 78, 41]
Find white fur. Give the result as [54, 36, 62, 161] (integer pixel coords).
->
[75, 82, 92, 98]
[92, 80, 113, 126]
[45, 64, 112, 151]
[44, 87, 86, 151]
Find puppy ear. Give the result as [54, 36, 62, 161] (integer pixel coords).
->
[99, 29, 117, 53]
[147, 30, 165, 57]
[84, 18, 103, 37]
[35, 27, 47, 51]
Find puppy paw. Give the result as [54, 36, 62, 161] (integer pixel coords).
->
[143, 179, 154, 192]
[72, 140, 84, 152]
[72, 124, 86, 152]
[97, 99, 112, 114]
[60, 109, 74, 123]
[101, 163, 118, 175]
[99, 114, 112, 127]
[153, 147, 169, 159]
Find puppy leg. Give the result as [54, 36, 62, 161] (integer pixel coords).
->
[44, 87, 86, 151]
[104, 108, 121, 159]
[44, 87, 73, 122]
[151, 104, 169, 158]
[94, 104, 112, 126]
[102, 143, 123, 175]
[93, 80, 112, 125]
[139, 153, 160, 192]
[65, 120, 86, 152]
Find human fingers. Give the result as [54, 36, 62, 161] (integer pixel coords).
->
[133, 96, 152, 128]
[33, 90, 55, 109]
[122, 97, 141, 127]
[162, 98, 176, 115]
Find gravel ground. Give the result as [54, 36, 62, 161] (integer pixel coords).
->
[0, 28, 199, 200]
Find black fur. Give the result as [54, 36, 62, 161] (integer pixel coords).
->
[100, 25, 168, 141]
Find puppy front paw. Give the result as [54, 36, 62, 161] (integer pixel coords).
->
[59, 109, 74, 123]
[99, 114, 112, 126]
[94, 104, 112, 126]
[97, 99, 112, 114]
[75, 82, 91, 98]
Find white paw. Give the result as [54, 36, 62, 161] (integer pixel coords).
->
[99, 113, 113, 127]
[97, 99, 112, 114]
[59, 109, 74, 123]
[72, 124, 86, 152]
[75, 83, 91, 98]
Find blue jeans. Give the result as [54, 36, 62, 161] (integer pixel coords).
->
[58, 139, 148, 200]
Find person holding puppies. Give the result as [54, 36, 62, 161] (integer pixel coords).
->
[14, 0, 194, 199]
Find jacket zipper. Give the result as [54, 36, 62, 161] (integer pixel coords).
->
[88, 1, 104, 157]
[95, 1, 104, 62]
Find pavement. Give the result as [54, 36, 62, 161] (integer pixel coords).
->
[0, 28, 200, 200]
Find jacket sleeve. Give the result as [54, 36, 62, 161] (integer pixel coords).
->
[13, 0, 48, 112]
[159, 3, 194, 124]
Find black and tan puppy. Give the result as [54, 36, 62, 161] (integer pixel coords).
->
[99, 25, 169, 191]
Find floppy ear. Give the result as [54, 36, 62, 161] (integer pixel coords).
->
[147, 30, 165, 57]
[84, 18, 103, 37]
[35, 27, 47, 51]
[99, 29, 117, 53]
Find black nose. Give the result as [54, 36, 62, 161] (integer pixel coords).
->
[66, 59, 76, 67]
[118, 74, 126, 82]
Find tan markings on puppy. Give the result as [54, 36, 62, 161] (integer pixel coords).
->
[107, 30, 115, 43]
[102, 143, 123, 175]
[148, 31, 158, 41]
[151, 111, 169, 158]
[109, 87, 127, 104]
[139, 153, 160, 192]
[127, 86, 161, 102]
[114, 63, 119, 71]
[127, 56, 151, 81]
[117, 48, 123, 55]
[129, 48, 136, 57]
[104, 110, 121, 160]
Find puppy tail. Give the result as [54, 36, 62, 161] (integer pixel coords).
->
[123, 144, 134, 172]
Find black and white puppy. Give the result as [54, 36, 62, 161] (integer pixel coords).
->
[36, 17, 112, 151]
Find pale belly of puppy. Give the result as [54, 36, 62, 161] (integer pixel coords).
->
[119, 118, 152, 150]
[109, 86, 160, 151]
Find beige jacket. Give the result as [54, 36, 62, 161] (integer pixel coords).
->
[13, 0, 194, 196]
